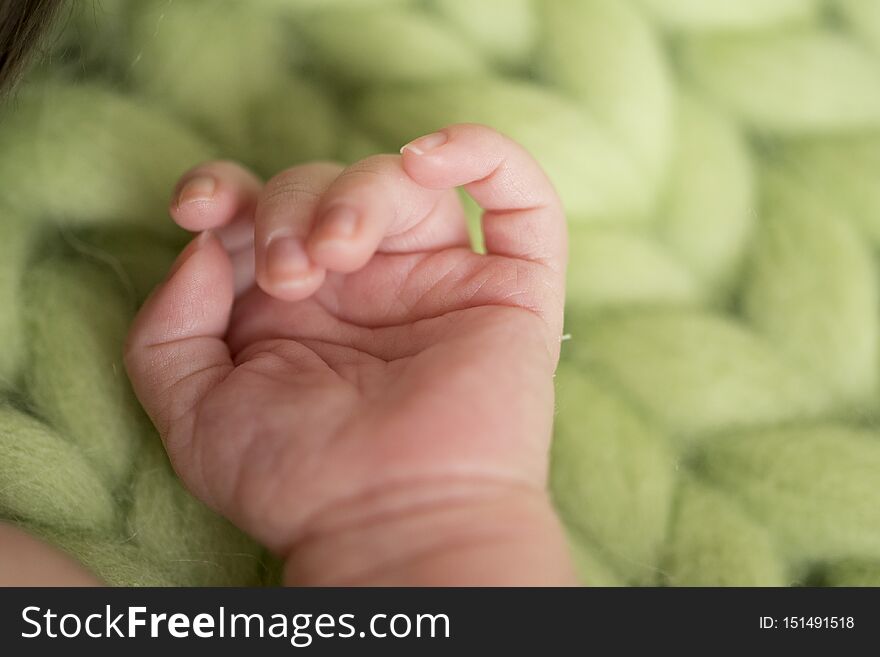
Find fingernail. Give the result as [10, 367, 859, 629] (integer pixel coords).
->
[400, 131, 448, 156]
[177, 175, 215, 206]
[169, 230, 212, 276]
[318, 206, 358, 242]
[266, 235, 310, 282]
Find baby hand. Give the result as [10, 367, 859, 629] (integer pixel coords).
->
[125, 124, 574, 585]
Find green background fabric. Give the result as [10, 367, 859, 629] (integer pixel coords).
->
[1, 0, 879, 586]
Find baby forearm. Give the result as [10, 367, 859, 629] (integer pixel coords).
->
[282, 483, 577, 587]
[0, 523, 101, 586]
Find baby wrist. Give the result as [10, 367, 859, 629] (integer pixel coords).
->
[280, 481, 576, 586]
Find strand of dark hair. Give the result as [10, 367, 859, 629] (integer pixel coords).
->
[0, 0, 63, 92]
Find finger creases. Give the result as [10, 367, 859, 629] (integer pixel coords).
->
[306, 154, 470, 272]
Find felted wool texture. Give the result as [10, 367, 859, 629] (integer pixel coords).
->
[1, 0, 880, 587]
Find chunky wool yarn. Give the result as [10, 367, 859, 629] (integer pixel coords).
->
[1, 0, 880, 586]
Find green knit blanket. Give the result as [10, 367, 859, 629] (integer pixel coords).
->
[1, 0, 879, 586]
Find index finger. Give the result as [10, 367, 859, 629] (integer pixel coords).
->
[400, 123, 568, 274]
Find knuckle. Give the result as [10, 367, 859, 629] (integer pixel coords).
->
[341, 154, 402, 183]
[263, 162, 342, 194]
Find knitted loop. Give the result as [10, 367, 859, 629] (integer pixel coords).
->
[0, 0, 878, 586]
